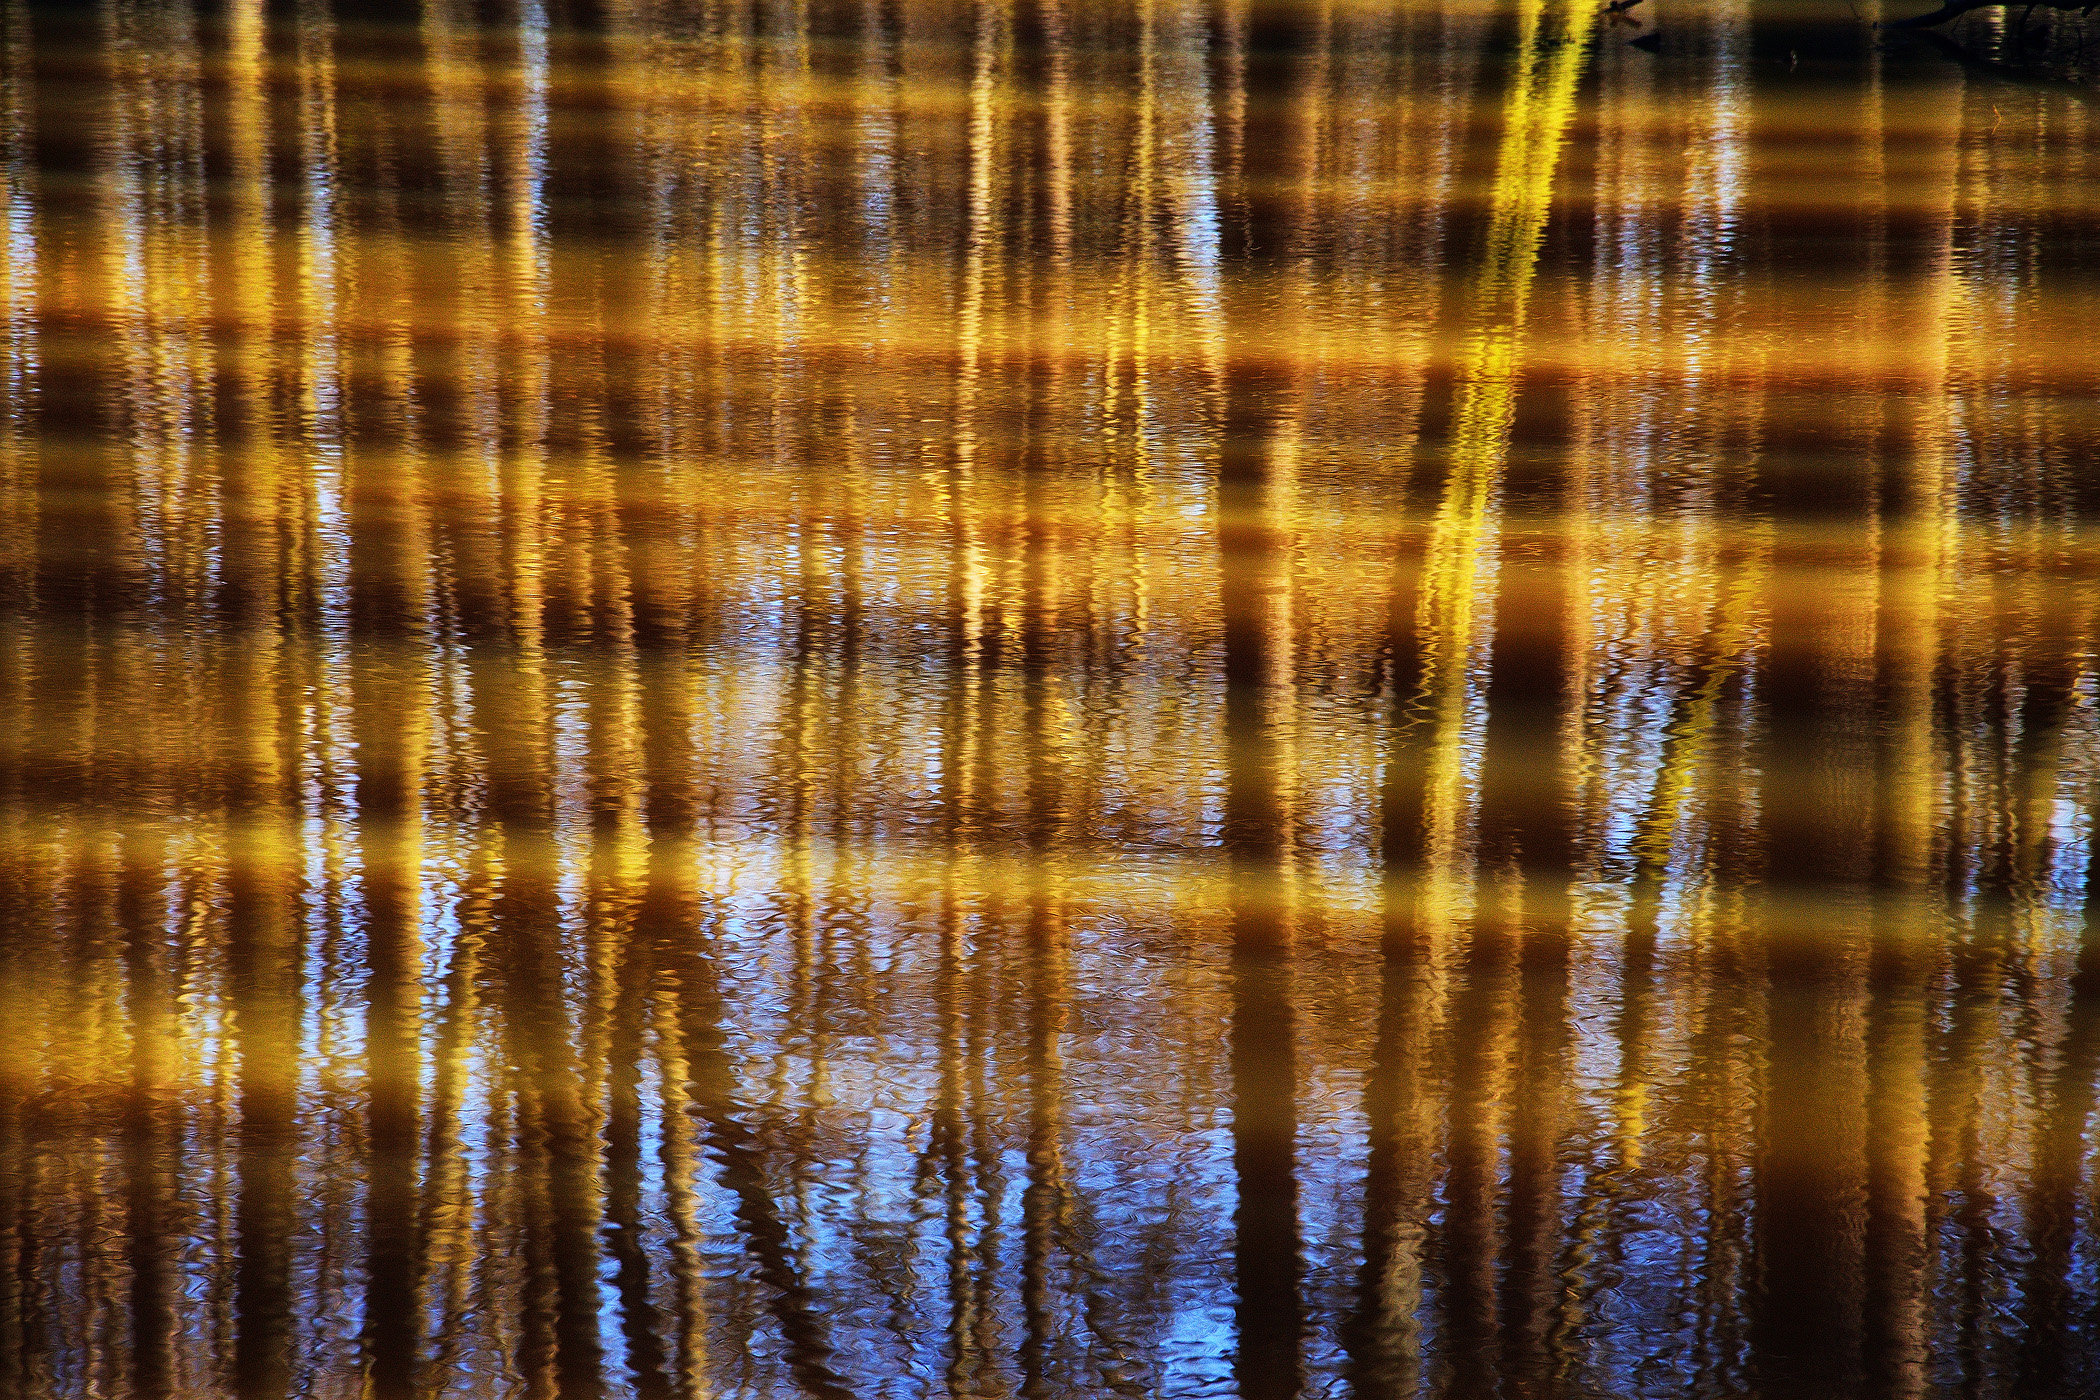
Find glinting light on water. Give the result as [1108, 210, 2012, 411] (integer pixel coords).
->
[0, 0, 2094, 1396]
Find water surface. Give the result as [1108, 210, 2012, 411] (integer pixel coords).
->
[2, 0, 2098, 1396]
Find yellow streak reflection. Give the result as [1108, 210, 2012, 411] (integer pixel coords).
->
[1412, 0, 1603, 936]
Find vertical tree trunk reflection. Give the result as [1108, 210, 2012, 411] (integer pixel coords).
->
[1217, 5, 1311, 1394]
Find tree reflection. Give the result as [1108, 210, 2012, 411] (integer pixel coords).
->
[0, 1, 2094, 1397]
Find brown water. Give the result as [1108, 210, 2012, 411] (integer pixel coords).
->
[1, 0, 2098, 1396]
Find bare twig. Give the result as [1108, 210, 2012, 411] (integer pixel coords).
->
[1881, 0, 2085, 27]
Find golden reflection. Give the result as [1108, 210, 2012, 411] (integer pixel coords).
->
[1, 1, 2099, 1396]
[1410, 0, 1601, 952]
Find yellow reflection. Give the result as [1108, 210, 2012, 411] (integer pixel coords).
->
[0, 4, 2095, 1397]
[1412, 0, 1603, 935]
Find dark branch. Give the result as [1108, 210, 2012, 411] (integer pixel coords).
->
[1881, 0, 2086, 27]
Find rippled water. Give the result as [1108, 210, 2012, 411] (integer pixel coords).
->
[1, 0, 2097, 1396]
